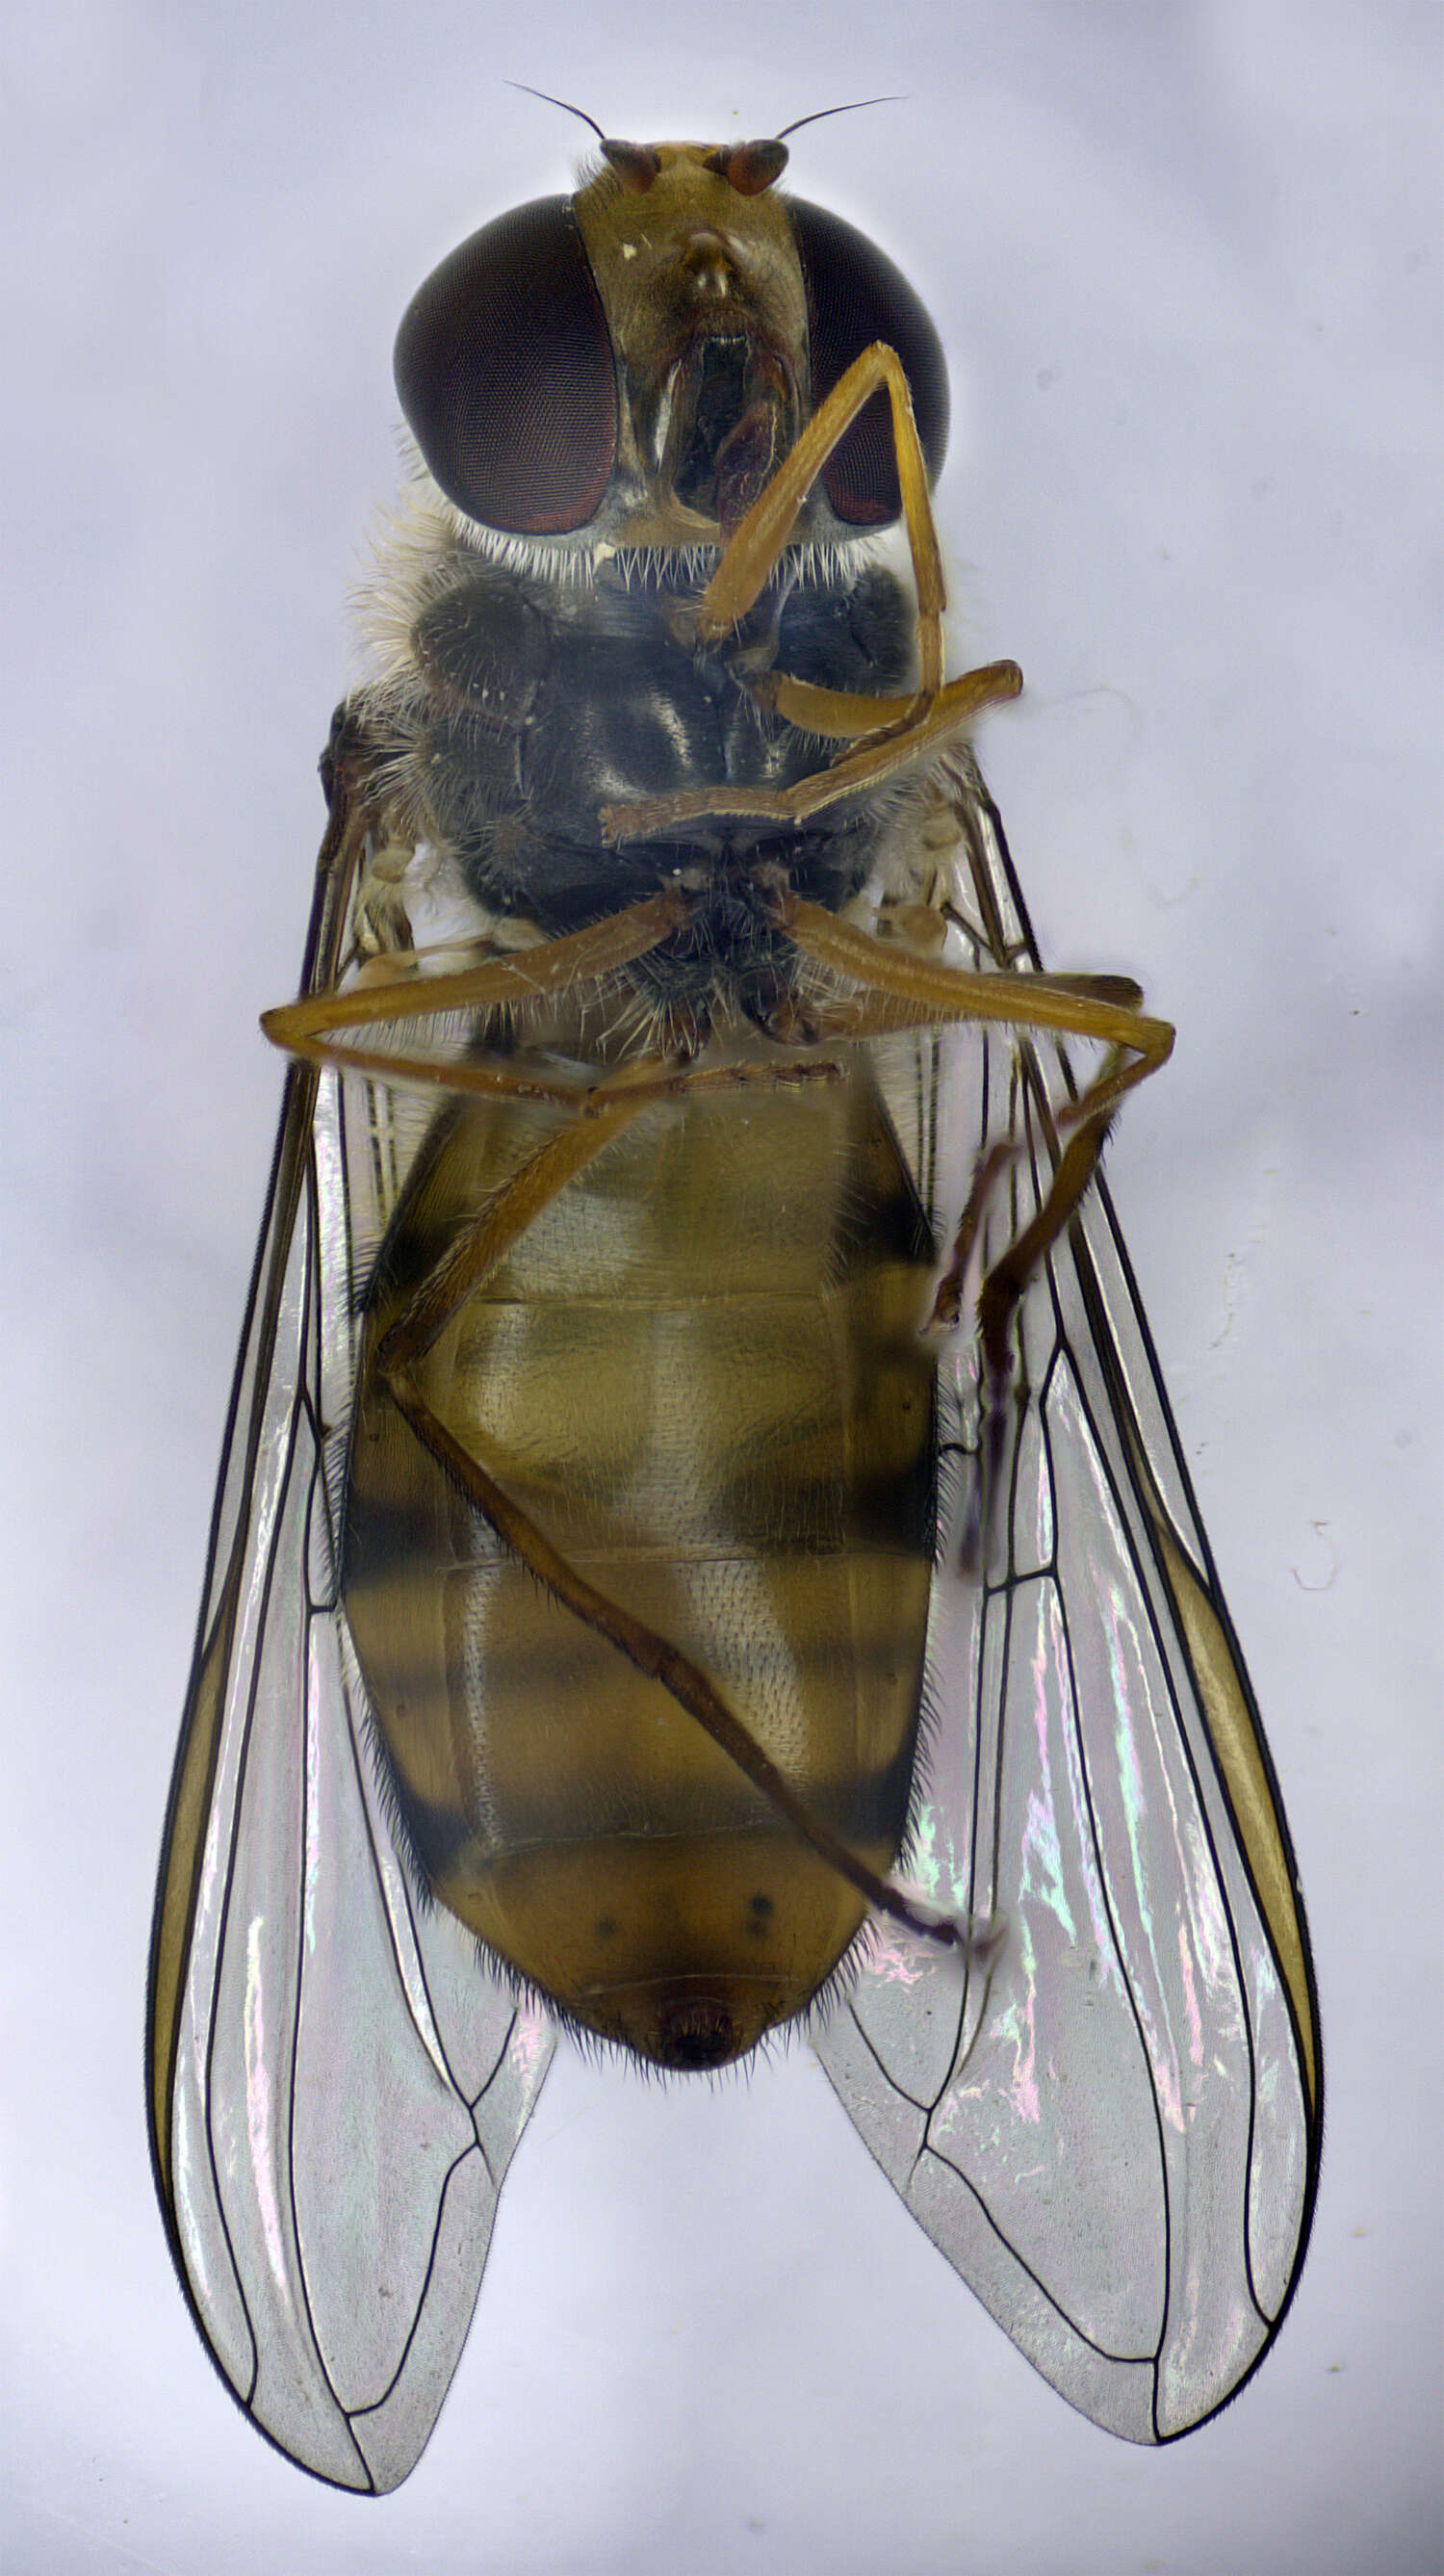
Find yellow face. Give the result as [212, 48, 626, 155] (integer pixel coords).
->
[571, 143, 811, 550]
[391, 126, 948, 557]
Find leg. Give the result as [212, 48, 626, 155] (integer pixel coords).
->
[774, 895, 1175, 1562]
[602, 338, 1023, 843]
[262, 888, 687, 1080]
[695, 341, 945, 690]
[781, 895, 1173, 1135]
[383, 1366, 964, 1953]
[602, 660, 1022, 844]
[271, 877, 961, 1947]
[375, 1048, 848, 1374]
[358, 1035, 965, 1955]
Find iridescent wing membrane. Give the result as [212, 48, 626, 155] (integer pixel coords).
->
[814, 754, 1322, 2441]
[146, 805, 554, 2494]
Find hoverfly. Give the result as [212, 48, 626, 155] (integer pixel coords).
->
[147, 110, 1322, 2493]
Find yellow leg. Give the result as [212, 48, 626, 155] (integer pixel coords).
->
[382, 1364, 963, 1952]
[262, 889, 686, 1078]
[694, 340, 948, 690]
[775, 894, 1174, 1567]
[341, 1029, 964, 1953]
[602, 339, 1022, 843]
[602, 660, 1022, 844]
[264, 874, 961, 1943]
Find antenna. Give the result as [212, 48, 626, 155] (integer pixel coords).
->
[505, 82, 607, 143]
[776, 97, 904, 140]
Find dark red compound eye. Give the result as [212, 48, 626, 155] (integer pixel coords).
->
[394, 196, 618, 536]
[787, 198, 949, 525]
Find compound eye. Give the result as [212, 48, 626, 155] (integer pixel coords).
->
[395, 196, 617, 535]
[786, 199, 949, 526]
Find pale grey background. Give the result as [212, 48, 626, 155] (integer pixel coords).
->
[2, 3, 1439, 2570]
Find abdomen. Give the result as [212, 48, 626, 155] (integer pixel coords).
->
[343, 1049, 938, 2065]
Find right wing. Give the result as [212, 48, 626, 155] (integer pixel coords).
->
[816, 759, 1322, 2442]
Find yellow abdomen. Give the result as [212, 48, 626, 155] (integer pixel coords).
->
[344, 1052, 937, 2066]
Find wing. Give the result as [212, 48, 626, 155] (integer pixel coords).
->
[146, 738, 554, 2492]
[815, 759, 1322, 2442]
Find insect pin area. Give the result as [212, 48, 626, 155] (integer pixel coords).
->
[147, 118, 1322, 2494]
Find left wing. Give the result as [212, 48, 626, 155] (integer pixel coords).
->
[147, 737, 555, 2490]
